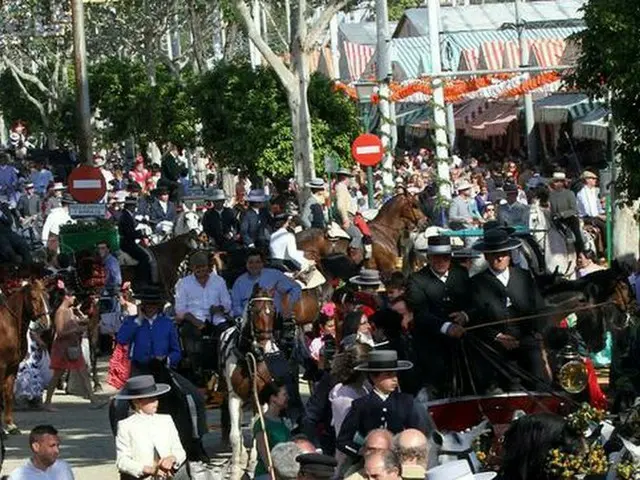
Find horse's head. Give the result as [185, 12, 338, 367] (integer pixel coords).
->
[23, 280, 51, 330]
[397, 188, 427, 231]
[247, 284, 275, 343]
[183, 209, 202, 235]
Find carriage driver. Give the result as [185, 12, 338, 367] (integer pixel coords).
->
[174, 250, 232, 375]
[270, 212, 314, 273]
[469, 228, 551, 392]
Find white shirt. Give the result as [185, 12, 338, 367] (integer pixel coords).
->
[490, 267, 512, 307]
[159, 200, 168, 214]
[41, 207, 74, 243]
[116, 412, 186, 479]
[269, 227, 309, 269]
[8, 459, 74, 480]
[174, 273, 231, 325]
[577, 186, 603, 217]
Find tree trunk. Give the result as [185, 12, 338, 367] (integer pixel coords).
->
[288, 45, 315, 186]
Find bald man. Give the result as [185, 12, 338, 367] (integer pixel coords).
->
[364, 450, 402, 480]
[344, 429, 394, 480]
[293, 435, 318, 454]
[392, 429, 429, 479]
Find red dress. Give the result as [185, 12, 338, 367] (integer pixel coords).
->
[50, 310, 86, 371]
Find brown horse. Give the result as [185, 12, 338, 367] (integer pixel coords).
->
[219, 285, 276, 478]
[0, 281, 51, 432]
[366, 190, 427, 274]
[121, 231, 200, 297]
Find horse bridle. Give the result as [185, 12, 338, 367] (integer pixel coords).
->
[248, 296, 275, 337]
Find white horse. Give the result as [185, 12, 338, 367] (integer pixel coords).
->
[528, 201, 576, 279]
[219, 291, 278, 480]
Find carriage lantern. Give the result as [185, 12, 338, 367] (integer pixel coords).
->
[557, 344, 589, 394]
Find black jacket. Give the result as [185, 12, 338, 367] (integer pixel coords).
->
[406, 264, 472, 335]
[240, 208, 271, 247]
[118, 209, 142, 250]
[337, 390, 428, 457]
[470, 266, 549, 341]
[202, 207, 238, 248]
[148, 199, 177, 223]
[161, 153, 182, 183]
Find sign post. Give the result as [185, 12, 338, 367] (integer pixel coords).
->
[351, 133, 384, 208]
[67, 165, 107, 219]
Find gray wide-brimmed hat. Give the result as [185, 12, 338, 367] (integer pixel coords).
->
[349, 268, 382, 286]
[208, 189, 226, 201]
[472, 228, 521, 253]
[306, 178, 326, 189]
[335, 168, 354, 177]
[115, 375, 171, 400]
[246, 189, 268, 203]
[354, 350, 413, 372]
[452, 247, 482, 259]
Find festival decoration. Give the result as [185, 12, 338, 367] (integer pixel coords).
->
[500, 71, 561, 98]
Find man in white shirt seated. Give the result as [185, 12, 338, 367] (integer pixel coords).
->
[576, 170, 606, 243]
[41, 194, 75, 253]
[8, 424, 74, 480]
[269, 213, 313, 273]
[175, 250, 232, 377]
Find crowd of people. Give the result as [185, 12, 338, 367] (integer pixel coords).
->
[0, 137, 631, 480]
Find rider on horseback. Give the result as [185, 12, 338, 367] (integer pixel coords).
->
[576, 170, 606, 251]
[335, 168, 364, 255]
[118, 197, 156, 286]
[0, 195, 32, 265]
[202, 189, 239, 250]
[549, 172, 584, 254]
[300, 179, 328, 229]
[270, 213, 314, 274]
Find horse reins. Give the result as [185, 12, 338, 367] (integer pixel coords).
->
[246, 352, 275, 479]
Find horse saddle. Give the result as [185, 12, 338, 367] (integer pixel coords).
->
[327, 222, 350, 240]
[294, 267, 326, 290]
[116, 250, 139, 266]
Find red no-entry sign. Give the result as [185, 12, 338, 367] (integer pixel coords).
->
[351, 133, 384, 167]
[67, 165, 107, 203]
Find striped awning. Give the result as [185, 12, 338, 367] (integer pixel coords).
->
[573, 106, 609, 142]
[390, 37, 431, 80]
[478, 40, 506, 70]
[343, 41, 375, 80]
[529, 39, 566, 67]
[457, 47, 480, 71]
[534, 93, 594, 124]
[465, 100, 518, 139]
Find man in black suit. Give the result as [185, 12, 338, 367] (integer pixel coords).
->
[148, 186, 177, 224]
[406, 236, 469, 397]
[159, 143, 185, 203]
[118, 197, 155, 286]
[470, 228, 551, 392]
[240, 189, 272, 250]
[336, 351, 431, 459]
[202, 189, 239, 250]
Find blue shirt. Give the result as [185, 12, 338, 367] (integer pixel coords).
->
[231, 268, 302, 317]
[30, 169, 54, 195]
[117, 314, 182, 367]
[103, 253, 122, 290]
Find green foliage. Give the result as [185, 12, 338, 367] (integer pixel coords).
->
[89, 58, 198, 148]
[571, 0, 640, 200]
[388, 0, 422, 22]
[194, 62, 360, 178]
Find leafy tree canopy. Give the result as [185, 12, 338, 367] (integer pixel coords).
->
[194, 62, 360, 178]
[572, 0, 640, 200]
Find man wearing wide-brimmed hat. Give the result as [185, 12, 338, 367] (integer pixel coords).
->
[300, 178, 328, 229]
[118, 196, 156, 286]
[334, 168, 363, 253]
[406, 236, 470, 395]
[549, 171, 584, 254]
[577, 170, 606, 245]
[202, 189, 238, 250]
[16, 182, 41, 242]
[470, 228, 550, 392]
[240, 188, 272, 249]
[43, 181, 66, 216]
[497, 183, 529, 228]
[449, 179, 483, 230]
[337, 350, 430, 459]
[41, 193, 75, 253]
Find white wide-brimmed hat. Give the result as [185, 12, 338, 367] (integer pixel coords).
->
[115, 375, 171, 400]
[52, 182, 66, 191]
[209, 189, 226, 201]
[246, 189, 268, 203]
[306, 178, 326, 189]
[456, 180, 473, 192]
[582, 170, 598, 180]
[552, 172, 566, 181]
[349, 268, 382, 286]
[426, 460, 496, 480]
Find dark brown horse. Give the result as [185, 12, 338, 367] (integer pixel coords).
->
[0, 281, 51, 432]
[366, 190, 427, 275]
[219, 285, 276, 477]
[121, 231, 200, 297]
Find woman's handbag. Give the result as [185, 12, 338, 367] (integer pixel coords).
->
[66, 345, 81, 361]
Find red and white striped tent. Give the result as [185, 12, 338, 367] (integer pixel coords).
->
[502, 40, 535, 69]
[457, 48, 480, 71]
[343, 41, 375, 81]
[477, 40, 505, 71]
[529, 39, 566, 68]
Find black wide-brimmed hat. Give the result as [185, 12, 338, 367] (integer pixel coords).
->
[418, 235, 452, 255]
[451, 247, 482, 259]
[124, 196, 138, 206]
[154, 186, 169, 196]
[296, 453, 338, 479]
[503, 183, 518, 194]
[133, 285, 166, 303]
[472, 227, 521, 253]
[115, 375, 171, 400]
[354, 350, 413, 372]
[483, 220, 516, 236]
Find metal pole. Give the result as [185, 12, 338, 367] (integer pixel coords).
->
[422, 64, 573, 79]
[606, 195, 613, 265]
[427, 0, 451, 199]
[375, 0, 394, 190]
[515, 0, 537, 164]
[71, 0, 93, 165]
[362, 107, 375, 208]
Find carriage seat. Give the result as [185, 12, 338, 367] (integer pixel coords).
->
[327, 222, 351, 240]
[116, 250, 139, 266]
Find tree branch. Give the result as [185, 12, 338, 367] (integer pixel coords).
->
[259, 1, 290, 51]
[3, 56, 55, 100]
[6, 64, 49, 127]
[304, 0, 353, 51]
[233, 0, 295, 87]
